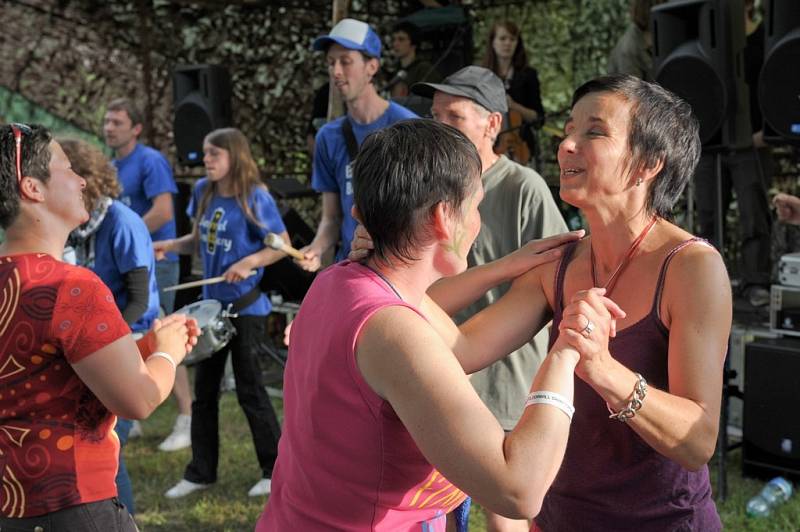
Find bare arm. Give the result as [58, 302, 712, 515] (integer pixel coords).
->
[154, 223, 199, 259]
[142, 192, 174, 233]
[222, 230, 291, 282]
[71, 317, 191, 420]
[427, 231, 583, 315]
[357, 305, 579, 518]
[297, 192, 341, 272]
[567, 245, 731, 470]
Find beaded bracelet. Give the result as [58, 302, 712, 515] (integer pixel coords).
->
[525, 390, 575, 420]
[148, 351, 177, 372]
[607, 373, 647, 423]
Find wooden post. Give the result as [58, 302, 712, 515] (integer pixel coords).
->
[136, 0, 155, 147]
[326, 0, 350, 122]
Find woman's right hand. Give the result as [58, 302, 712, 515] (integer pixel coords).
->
[348, 223, 374, 262]
[153, 239, 173, 261]
[149, 314, 196, 366]
[500, 230, 585, 279]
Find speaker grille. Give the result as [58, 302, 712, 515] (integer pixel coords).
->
[656, 52, 726, 145]
[174, 97, 214, 164]
[759, 30, 800, 142]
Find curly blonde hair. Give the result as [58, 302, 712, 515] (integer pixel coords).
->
[58, 138, 121, 211]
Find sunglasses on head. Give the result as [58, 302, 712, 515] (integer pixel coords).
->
[10, 123, 33, 187]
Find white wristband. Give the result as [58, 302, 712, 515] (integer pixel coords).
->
[525, 390, 575, 420]
[148, 351, 176, 372]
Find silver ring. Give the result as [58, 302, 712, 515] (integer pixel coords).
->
[581, 320, 595, 337]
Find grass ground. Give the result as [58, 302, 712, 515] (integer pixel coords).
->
[126, 391, 800, 531]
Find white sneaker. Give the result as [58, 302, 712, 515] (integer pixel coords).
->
[128, 420, 143, 439]
[158, 414, 192, 452]
[164, 479, 210, 499]
[247, 478, 272, 497]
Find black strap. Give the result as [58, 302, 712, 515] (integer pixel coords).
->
[341, 117, 359, 160]
[231, 286, 262, 314]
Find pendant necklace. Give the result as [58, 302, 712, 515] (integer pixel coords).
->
[590, 217, 658, 296]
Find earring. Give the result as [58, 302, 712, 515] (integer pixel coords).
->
[636, 177, 643, 187]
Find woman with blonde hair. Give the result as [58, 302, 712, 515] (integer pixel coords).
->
[156, 128, 291, 499]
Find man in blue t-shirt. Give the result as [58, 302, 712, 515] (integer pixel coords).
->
[104, 98, 180, 313]
[297, 18, 417, 271]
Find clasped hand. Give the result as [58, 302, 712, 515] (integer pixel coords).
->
[143, 313, 201, 365]
[556, 287, 626, 375]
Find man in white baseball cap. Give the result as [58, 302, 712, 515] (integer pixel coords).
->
[296, 18, 417, 272]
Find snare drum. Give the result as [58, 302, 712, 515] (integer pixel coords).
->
[177, 299, 235, 365]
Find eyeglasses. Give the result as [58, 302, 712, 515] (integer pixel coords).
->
[10, 123, 32, 187]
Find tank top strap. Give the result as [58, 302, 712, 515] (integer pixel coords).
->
[650, 237, 712, 317]
[553, 240, 581, 318]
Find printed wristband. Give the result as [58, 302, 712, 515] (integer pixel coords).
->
[525, 390, 575, 420]
[148, 351, 177, 372]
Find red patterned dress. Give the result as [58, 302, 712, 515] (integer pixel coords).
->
[0, 253, 130, 518]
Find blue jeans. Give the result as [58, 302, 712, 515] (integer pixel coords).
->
[114, 418, 135, 515]
[155, 259, 180, 314]
[0, 498, 137, 531]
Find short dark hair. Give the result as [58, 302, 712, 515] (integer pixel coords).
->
[393, 21, 422, 47]
[0, 124, 53, 228]
[353, 119, 482, 264]
[571, 74, 701, 219]
[106, 98, 144, 127]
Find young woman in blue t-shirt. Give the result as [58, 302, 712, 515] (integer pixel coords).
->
[154, 128, 290, 499]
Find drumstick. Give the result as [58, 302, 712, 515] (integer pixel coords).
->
[163, 270, 256, 292]
[264, 233, 305, 260]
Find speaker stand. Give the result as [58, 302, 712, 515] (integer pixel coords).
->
[715, 339, 744, 502]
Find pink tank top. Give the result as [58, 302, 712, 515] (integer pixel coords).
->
[258, 261, 466, 531]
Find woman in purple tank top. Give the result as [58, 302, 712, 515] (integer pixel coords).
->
[420, 75, 731, 530]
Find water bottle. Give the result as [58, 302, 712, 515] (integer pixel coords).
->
[746, 477, 793, 517]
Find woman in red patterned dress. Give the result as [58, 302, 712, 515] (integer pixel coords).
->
[0, 123, 197, 531]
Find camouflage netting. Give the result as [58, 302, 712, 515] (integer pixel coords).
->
[1, 0, 637, 227]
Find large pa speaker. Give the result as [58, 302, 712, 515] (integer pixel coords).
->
[742, 337, 800, 478]
[173, 65, 232, 166]
[759, 0, 800, 144]
[652, 0, 751, 150]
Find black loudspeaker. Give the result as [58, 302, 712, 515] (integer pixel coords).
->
[742, 337, 800, 478]
[173, 65, 232, 166]
[259, 204, 316, 302]
[652, 0, 751, 149]
[398, 6, 472, 78]
[759, 0, 800, 144]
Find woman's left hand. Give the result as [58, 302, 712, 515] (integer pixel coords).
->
[223, 260, 254, 283]
[558, 288, 625, 375]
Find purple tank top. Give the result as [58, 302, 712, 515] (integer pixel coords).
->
[536, 239, 721, 532]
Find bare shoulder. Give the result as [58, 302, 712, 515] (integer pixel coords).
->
[357, 303, 461, 399]
[661, 234, 731, 327]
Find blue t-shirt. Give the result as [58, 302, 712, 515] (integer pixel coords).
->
[188, 179, 287, 316]
[312, 102, 417, 261]
[114, 143, 178, 262]
[92, 200, 160, 333]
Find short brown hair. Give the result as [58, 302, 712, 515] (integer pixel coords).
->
[106, 98, 144, 127]
[0, 124, 53, 228]
[58, 138, 121, 211]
